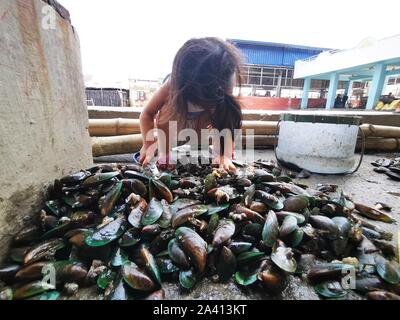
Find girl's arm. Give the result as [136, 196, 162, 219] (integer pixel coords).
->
[139, 81, 170, 165]
[211, 134, 237, 173]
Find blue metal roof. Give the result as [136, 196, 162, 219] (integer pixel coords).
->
[229, 39, 332, 67]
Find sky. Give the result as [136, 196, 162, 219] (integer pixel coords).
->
[57, 0, 400, 86]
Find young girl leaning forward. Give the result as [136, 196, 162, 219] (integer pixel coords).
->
[139, 37, 243, 172]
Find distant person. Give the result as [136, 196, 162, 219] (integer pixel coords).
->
[139, 37, 242, 173]
[342, 95, 349, 108]
[388, 92, 395, 104]
[334, 94, 342, 108]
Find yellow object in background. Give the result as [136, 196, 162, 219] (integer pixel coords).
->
[381, 104, 392, 111]
[389, 100, 400, 110]
[375, 101, 385, 110]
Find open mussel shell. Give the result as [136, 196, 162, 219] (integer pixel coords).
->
[230, 204, 265, 224]
[172, 204, 208, 229]
[207, 186, 240, 204]
[100, 181, 123, 216]
[354, 203, 396, 223]
[138, 245, 162, 286]
[314, 281, 347, 299]
[168, 238, 190, 269]
[243, 184, 256, 208]
[262, 211, 279, 247]
[258, 262, 288, 294]
[179, 268, 197, 290]
[150, 178, 174, 204]
[216, 246, 237, 282]
[212, 219, 235, 247]
[175, 227, 208, 274]
[23, 238, 66, 265]
[122, 179, 147, 197]
[122, 262, 156, 292]
[375, 256, 400, 284]
[85, 215, 127, 247]
[255, 190, 284, 211]
[111, 248, 129, 267]
[13, 281, 56, 300]
[271, 241, 297, 274]
[141, 198, 163, 226]
[128, 198, 148, 228]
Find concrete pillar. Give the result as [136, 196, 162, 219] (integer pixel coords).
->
[366, 63, 386, 109]
[301, 78, 311, 109]
[0, 0, 93, 262]
[326, 73, 340, 109]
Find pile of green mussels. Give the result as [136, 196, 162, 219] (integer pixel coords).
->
[0, 158, 399, 300]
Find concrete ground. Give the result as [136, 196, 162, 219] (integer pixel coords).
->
[83, 150, 400, 300]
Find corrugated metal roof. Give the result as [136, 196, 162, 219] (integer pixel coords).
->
[229, 39, 331, 67]
[229, 39, 332, 52]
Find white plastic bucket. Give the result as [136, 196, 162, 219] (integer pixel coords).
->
[276, 114, 363, 174]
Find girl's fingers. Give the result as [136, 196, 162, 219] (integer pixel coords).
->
[228, 163, 237, 173]
[142, 155, 152, 166]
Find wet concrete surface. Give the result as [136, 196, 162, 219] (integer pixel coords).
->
[77, 151, 400, 300]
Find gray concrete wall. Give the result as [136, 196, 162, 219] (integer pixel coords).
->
[0, 0, 93, 262]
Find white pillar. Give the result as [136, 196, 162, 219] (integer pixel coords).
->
[326, 73, 340, 109]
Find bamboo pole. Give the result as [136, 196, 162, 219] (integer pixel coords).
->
[91, 134, 400, 157]
[241, 121, 278, 135]
[89, 118, 141, 136]
[357, 137, 400, 152]
[92, 134, 143, 157]
[360, 124, 400, 138]
[88, 119, 279, 137]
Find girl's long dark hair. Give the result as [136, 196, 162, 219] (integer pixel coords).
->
[169, 38, 243, 138]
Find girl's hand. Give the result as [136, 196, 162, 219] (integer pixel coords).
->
[139, 143, 157, 166]
[212, 155, 236, 173]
